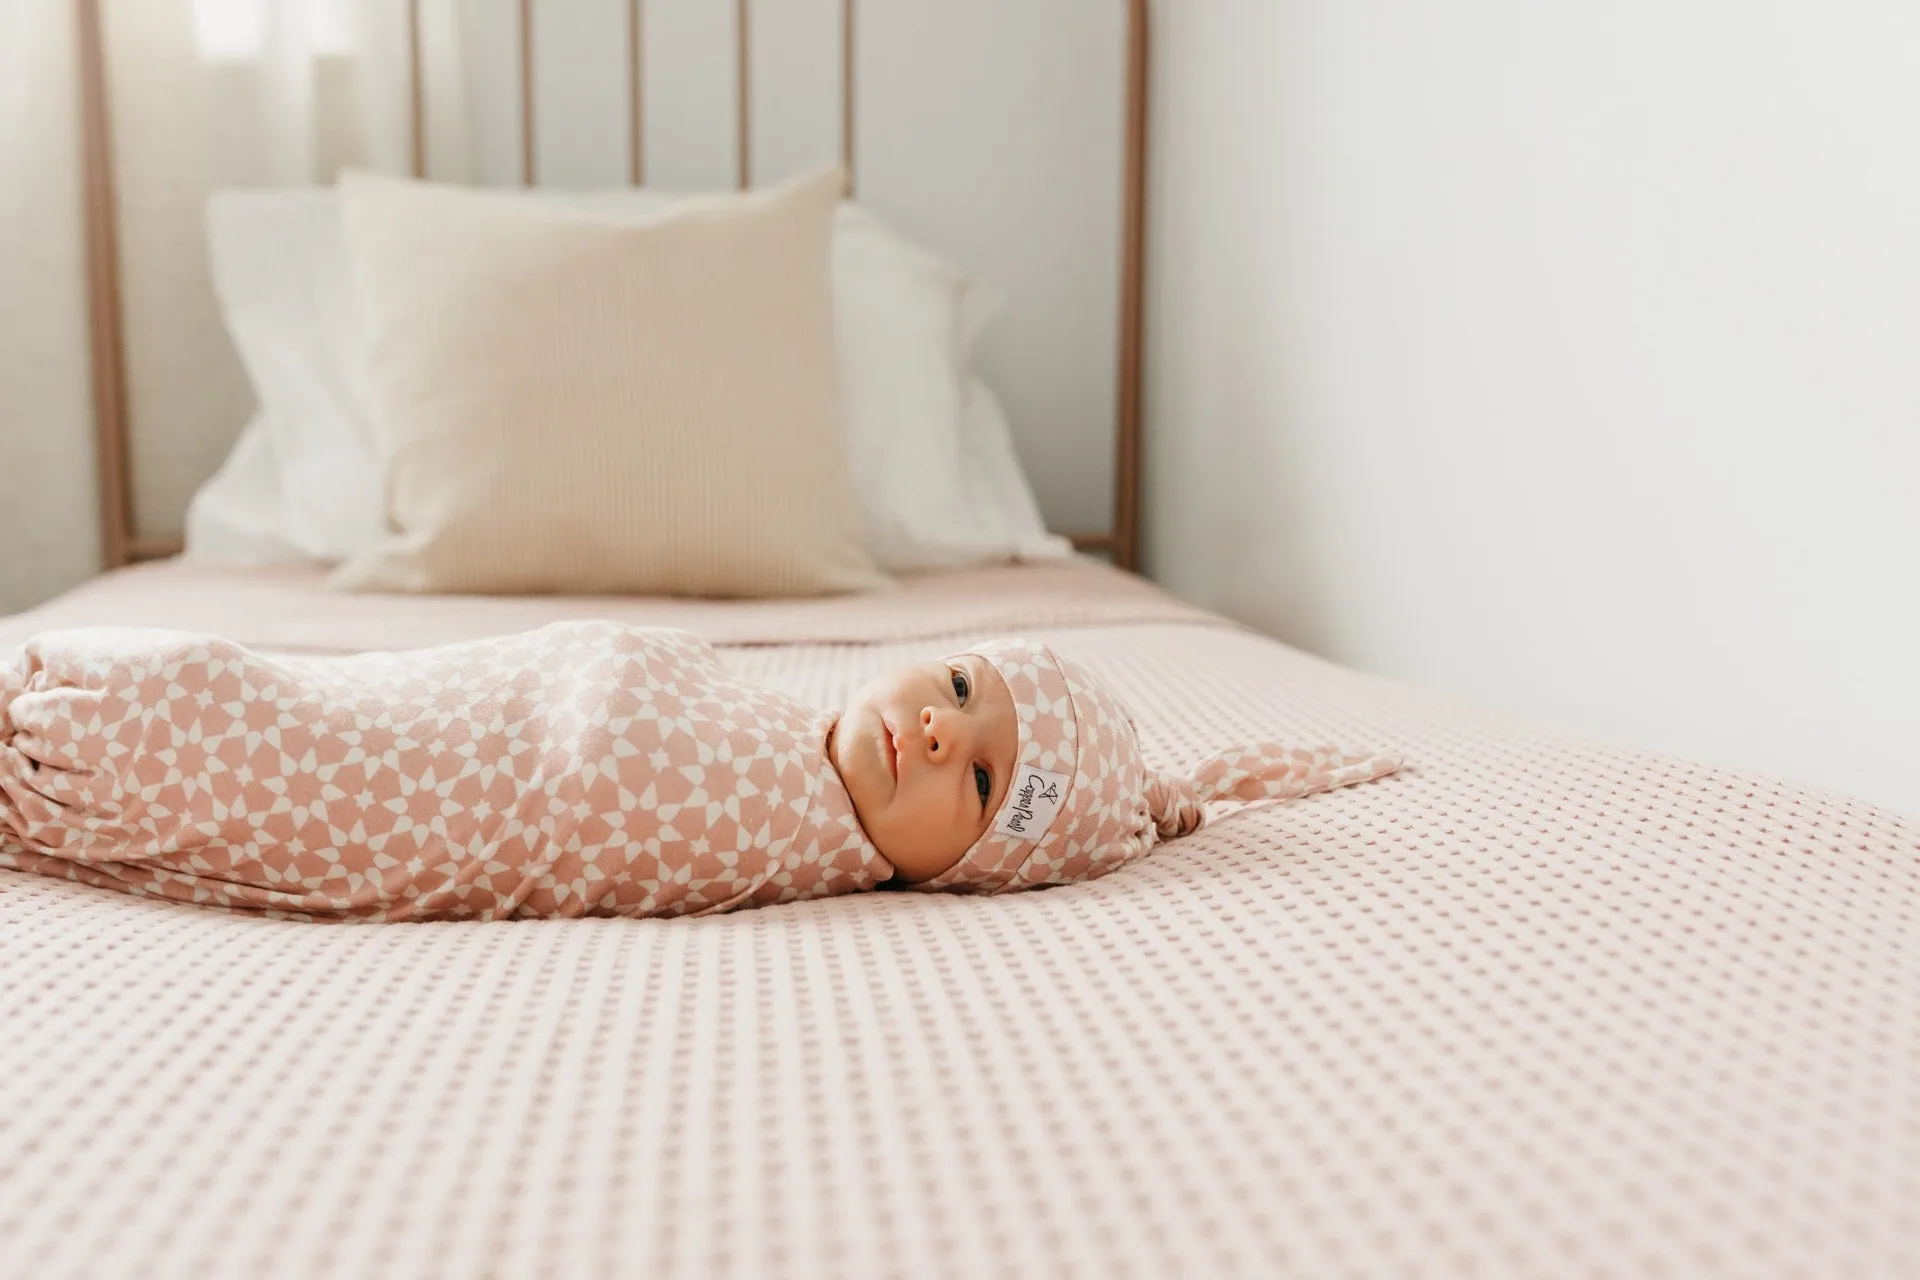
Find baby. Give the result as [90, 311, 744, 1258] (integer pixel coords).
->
[0, 622, 1398, 920]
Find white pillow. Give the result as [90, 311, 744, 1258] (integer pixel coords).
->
[202, 191, 384, 560]
[332, 166, 883, 597]
[196, 185, 1062, 572]
[953, 281, 1073, 563]
[957, 378, 1072, 563]
[182, 415, 312, 565]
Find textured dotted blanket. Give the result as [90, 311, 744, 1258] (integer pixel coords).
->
[1, 563, 1914, 1277]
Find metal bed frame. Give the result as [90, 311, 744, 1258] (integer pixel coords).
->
[73, 0, 1150, 571]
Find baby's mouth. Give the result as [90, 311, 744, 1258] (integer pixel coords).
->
[881, 717, 900, 782]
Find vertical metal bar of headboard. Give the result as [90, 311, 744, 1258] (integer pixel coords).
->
[736, 0, 751, 189]
[76, 0, 131, 570]
[1112, 0, 1149, 572]
[407, 0, 426, 177]
[841, 0, 856, 195]
[519, 0, 536, 185]
[629, 0, 645, 184]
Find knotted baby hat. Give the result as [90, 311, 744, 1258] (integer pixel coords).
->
[912, 639, 1403, 895]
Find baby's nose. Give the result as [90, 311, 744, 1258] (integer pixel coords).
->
[920, 706, 962, 759]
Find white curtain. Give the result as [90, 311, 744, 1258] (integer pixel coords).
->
[0, 0, 467, 614]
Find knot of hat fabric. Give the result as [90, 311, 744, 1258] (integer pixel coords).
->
[915, 639, 1405, 896]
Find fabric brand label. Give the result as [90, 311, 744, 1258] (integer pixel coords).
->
[994, 764, 1069, 842]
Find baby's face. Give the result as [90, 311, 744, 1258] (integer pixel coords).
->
[830, 654, 1020, 882]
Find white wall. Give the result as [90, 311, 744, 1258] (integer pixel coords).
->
[1146, 0, 1920, 817]
[0, 3, 100, 617]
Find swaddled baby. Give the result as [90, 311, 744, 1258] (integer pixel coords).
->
[0, 621, 1399, 920]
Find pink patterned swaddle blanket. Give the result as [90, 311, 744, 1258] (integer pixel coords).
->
[0, 622, 890, 920]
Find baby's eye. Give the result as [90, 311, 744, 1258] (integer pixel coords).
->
[973, 764, 992, 807]
[951, 669, 971, 705]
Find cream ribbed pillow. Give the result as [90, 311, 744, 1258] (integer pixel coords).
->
[329, 166, 886, 597]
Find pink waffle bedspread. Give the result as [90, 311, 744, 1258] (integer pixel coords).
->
[1, 558, 1914, 1278]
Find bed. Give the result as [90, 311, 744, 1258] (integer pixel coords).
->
[6, 555, 1916, 1276]
[4, 4, 1916, 1277]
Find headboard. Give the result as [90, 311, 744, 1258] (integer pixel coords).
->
[74, 0, 1150, 572]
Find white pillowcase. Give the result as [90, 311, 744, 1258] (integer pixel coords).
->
[183, 414, 310, 565]
[197, 190, 383, 561]
[957, 380, 1063, 560]
[189, 185, 1068, 573]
